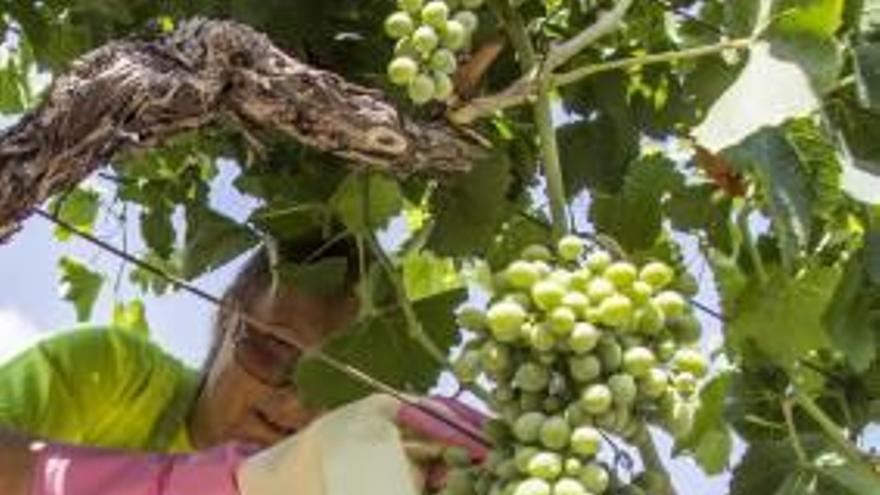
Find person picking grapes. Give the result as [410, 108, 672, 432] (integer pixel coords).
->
[0, 235, 487, 495]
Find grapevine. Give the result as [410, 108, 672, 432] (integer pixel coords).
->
[446, 235, 708, 494]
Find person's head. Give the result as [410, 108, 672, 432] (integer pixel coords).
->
[189, 234, 360, 448]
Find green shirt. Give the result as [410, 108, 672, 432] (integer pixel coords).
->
[0, 326, 200, 453]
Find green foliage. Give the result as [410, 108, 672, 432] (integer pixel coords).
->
[111, 299, 151, 338]
[401, 250, 463, 301]
[49, 187, 101, 242]
[675, 371, 734, 474]
[331, 173, 403, 234]
[588, 154, 684, 252]
[182, 205, 259, 280]
[58, 256, 104, 321]
[294, 289, 465, 408]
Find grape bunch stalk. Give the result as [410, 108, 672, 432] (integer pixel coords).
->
[385, 0, 484, 104]
[444, 236, 710, 495]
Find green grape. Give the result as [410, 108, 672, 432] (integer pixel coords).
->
[568, 355, 601, 382]
[394, 37, 420, 58]
[531, 280, 566, 310]
[421, 1, 450, 28]
[569, 268, 592, 292]
[527, 452, 563, 480]
[539, 416, 571, 449]
[639, 368, 669, 399]
[453, 10, 479, 33]
[536, 351, 557, 366]
[487, 300, 526, 342]
[654, 290, 686, 319]
[484, 419, 512, 445]
[549, 269, 573, 289]
[627, 280, 654, 305]
[514, 478, 551, 495]
[407, 73, 435, 104]
[597, 337, 622, 372]
[412, 25, 440, 54]
[604, 262, 638, 288]
[526, 323, 557, 352]
[515, 446, 540, 472]
[387, 56, 419, 85]
[634, 302, 665, 335]
[445, 469, 476, 495]
[608, 373, 637, 405]
[673, 371, 697, 396]
[585, 250, 612, 272]
[507, 260, 540, 289]
[595, 410, 617, 430]
[514, 411, 547, 442]
[522, 244, 553, 262]
[581, 384, 613, 414]
[398, 0, 424, 14]
[672, 348, 708, 377]
[453, 350, 481, 383]
[457, 305, 487, 331]
[505, 292, 533, 311]
[385, 11, 415, 38]
[554, 478, 587, 495]
[623, 347, 656, 377]
[598, 294, 634, 328]
[462, 0, 485, 8]
[672, 272, 699, 296]
[656, 339, 677, 362]
[669, 313, 702, 344]
[579, 463, 609, 494]
[586, 277, 615, 303]
[568, 322, 601, 353]
[564, 402, 588, 427]
[514, 362, 550, 392]
[441, 19, 468, 51]
[481, 341, 511, 374]
[570, 426, 601, 457]
[493, 384, 514, 403]
[558, 235, 585, 261]
[549, 306, 576, 336]
[430, 47, 457, 73]
[564, 457, 583, 476]
[562, 291, 589, 316]
[532, 261, 552, 277]
[433, 72, 454, 100]
[639, 261, 674, 289]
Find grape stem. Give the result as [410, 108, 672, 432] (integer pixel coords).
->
[792, 387, 880, 481]
[543, 0, 636, 73]
[489, 0, 568, 238]
[359, 174, 450, 367]
[782, 397, 808, 465]
[632, 425, 680, 495]
[449, 37, 753, 125]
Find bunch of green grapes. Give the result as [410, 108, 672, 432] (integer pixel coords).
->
[384, 0, 483, 104]
[446, 235, 709, 495]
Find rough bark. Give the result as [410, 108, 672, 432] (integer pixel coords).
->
[0, 18, 485, 240]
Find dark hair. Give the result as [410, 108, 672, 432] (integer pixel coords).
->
[202, 233, 361, 368]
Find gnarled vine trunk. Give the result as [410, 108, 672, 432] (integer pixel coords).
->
[0, 18, 484, 240]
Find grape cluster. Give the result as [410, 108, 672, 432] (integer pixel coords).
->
[384, 0, 483, 104]
[447, 236, 708, 495]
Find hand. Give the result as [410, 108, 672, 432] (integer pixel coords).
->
[396, 396, 491, 490]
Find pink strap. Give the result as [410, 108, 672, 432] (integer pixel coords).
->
[396, 397, 489, 462]
[33, 442, 255, 495]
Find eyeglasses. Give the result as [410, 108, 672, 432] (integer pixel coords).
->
[231, 311, 302, 388]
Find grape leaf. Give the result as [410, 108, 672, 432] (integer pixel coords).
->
[427, 153, 512, 257]
[728, 265, 840, 370]
[783, 118, 843, 223]
[140, 204, 176, 260]
[58, 256, 104, 322]
[723, 128, 813, 266]
[814, 453, 880, 494]
[331, 173, 403, 234]
[486, 212, 553, 271]
[49, 187, 101, 242]
[111, 300, 150, 338]
[676, 371, 735, 475]
[294, 289, 466, 408]
[822, 252, 879, 372]
[277, 257, 349, 297]
[589, 154, 684, 252]
[731, 434, 826, 495]
[401, 251, 462, 301]
[182, 206, 259, 279]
